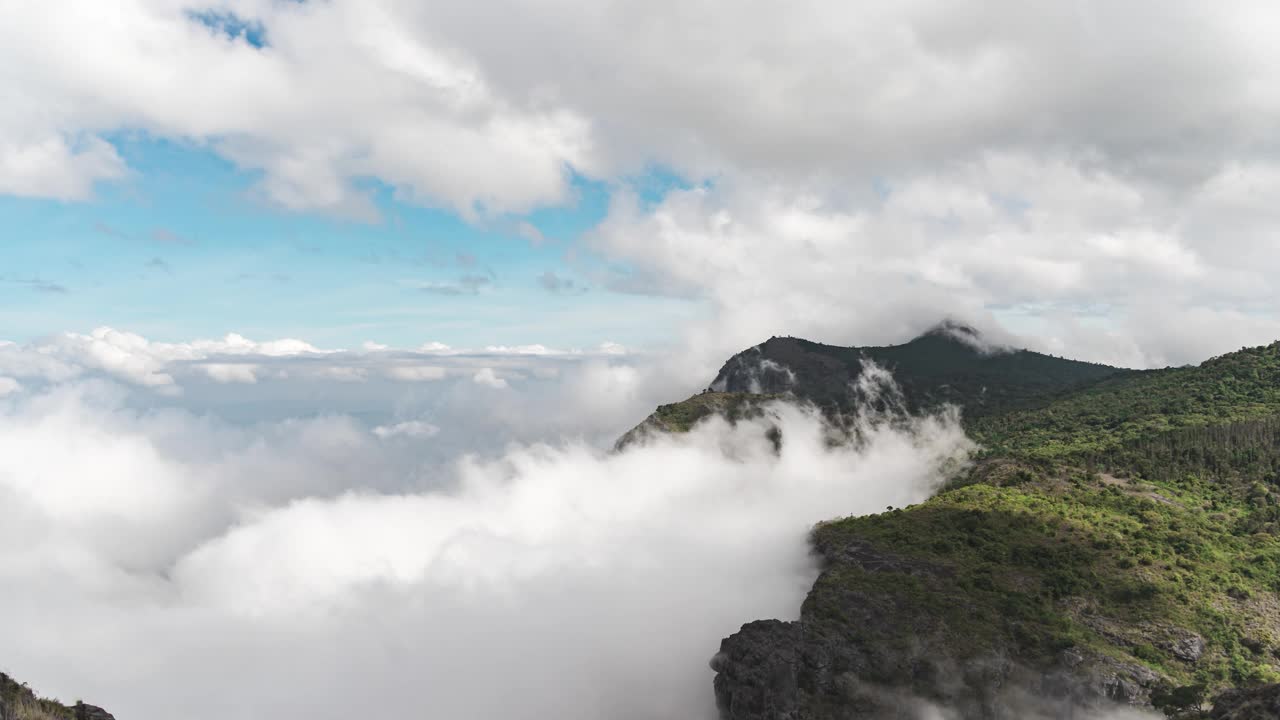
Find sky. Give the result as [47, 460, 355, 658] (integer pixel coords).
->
[3, 0, 1280, 369]
[1, 2, 1278, 719]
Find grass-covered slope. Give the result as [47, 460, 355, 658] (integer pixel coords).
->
[794, 342, 1280, 717]
[614, 392, 783, 449]
[0, 673, 79, 720]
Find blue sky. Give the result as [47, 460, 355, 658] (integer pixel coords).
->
[1, 134, 701, 349]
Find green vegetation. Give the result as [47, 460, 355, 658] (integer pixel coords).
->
[802, 340, 1280, 710]
[0, 673, 75, 720]
[614, 392, 782, 449]
[972, 342, 1280, 459]
[814, 471, 1280, 689]
[649, 392, 778, 432]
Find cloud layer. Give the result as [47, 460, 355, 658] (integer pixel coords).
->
[0, 370, 971, 720]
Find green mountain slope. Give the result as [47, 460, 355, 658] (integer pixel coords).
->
[666, 333, 1280, 719]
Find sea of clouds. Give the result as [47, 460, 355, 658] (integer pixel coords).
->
[0, 331, 984, 720]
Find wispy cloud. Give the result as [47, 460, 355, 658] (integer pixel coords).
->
[151, 227, 194, 246]
[0, 274, 68, 294]
[415, 274, 493, 296]
[538, 270, 587, 295]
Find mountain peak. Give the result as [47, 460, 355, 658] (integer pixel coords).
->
[707, 328, 1123, 418]
[921, 319, 981, 341]
[911, 320, 1007, 355]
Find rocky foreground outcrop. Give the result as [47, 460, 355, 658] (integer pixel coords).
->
[0, 673, 114, 720]
[709, 537, 1163, 720]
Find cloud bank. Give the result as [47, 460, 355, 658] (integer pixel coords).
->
[1, 370, 972, 720]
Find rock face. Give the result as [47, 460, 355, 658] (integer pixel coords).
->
[711, 620, 803, 720]
[74, 703, 116, 720]
[710, 560, 1162, 720]
[1170, 633, 1207, 664]
[1210, 683, 1280, 720]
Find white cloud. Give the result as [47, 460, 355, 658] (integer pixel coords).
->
[0, 134, 126, 200]
[7, 2, 1278, 218]
[589, 157, 1280, 368]
[516, 220, 547, 246]
[0, 0, 596, 216]
[0, 373, 972, 720]
[371, 420, 440, 439]
[483, 344, 556, 355]
[472, 367, 508, 389]
[11, 328, 334, 388]
[0, 377, 21, 396]
[384, 365, 448, 382]
[312, 366, 368, 383]
[201, 363, 259, 384]
[46, 327, 179, 388]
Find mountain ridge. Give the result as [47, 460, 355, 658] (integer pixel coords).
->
[622, 324, 1127, 449]
[629, 327, 1280, 720]
[717, 325, 1123, 409]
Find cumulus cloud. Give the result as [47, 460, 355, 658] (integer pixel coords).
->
[0, 1, 596, 217]
[472, 367, 508, 389]
[201, 363, 259, 384]
[0, 133, 125, 200]
[371, 420, 440, 439]
[3, 328, 332, 389]
[11, 1, 1278, 216]
[384, 365, 448, 382]
[0, 368, 973, 720]
[590, 167, 1280, 368]
[5, 2, 1280, 363]
[0, 328, 646, 399]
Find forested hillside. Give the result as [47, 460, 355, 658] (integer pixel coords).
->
[648, 332, 1280, 719]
